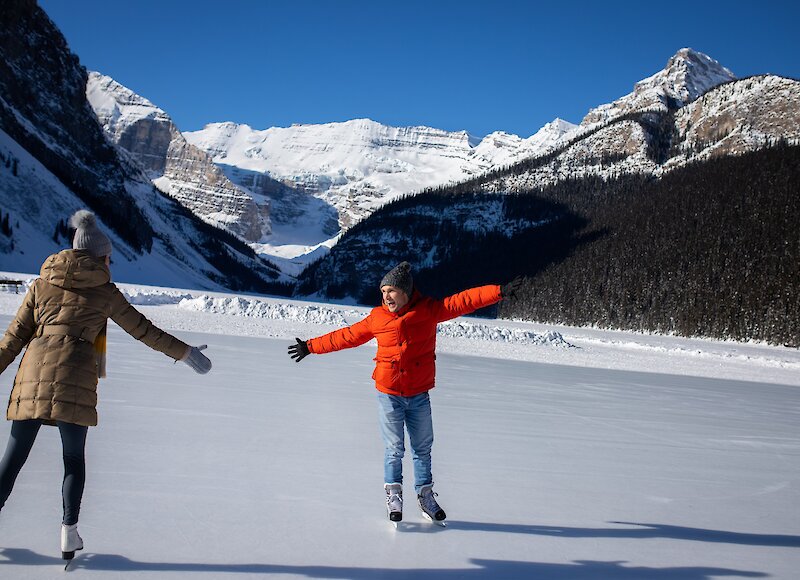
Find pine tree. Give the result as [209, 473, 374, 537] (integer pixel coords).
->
[0, 212, 11, 237]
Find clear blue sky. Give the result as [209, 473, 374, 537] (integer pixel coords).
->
[39, 0, 800, 138]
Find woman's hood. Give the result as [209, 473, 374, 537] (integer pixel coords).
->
[39, 250, 110, 289]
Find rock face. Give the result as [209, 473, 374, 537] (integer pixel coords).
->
[184, 116, 577, 231]
[87, 73, 270, 242]
[667, 75, 800, 163]
[0, 0, 153, 253]
[581, 48, 736, 125]
[0, 0, 283, 292]
[293, 50, 800, 302]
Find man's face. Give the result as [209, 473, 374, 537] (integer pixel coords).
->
[382, 286, 409, 313]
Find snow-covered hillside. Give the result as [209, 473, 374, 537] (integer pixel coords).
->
[0, 0, 285, 292]
[182, 118, 576, 271]
[0, 276, 798, 579]
[0, 129, 223, 289]
[580, 48, 735, 125]
[184, 118, 576, 227]
[87, 73, 271, 243]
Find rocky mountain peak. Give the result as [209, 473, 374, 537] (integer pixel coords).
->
[87, 73, 270, 242]
[656, 47, 736, 103]
[582, 48, 736, 125]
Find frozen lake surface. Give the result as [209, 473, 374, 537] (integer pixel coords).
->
[0, 280, 798, 579]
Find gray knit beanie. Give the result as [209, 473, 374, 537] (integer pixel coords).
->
[70, 210, 113, 257]
[380, 261, 413, 297]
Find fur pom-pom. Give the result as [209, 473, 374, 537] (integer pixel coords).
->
[69, 209, 96, 230]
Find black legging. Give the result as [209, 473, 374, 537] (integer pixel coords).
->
[0, 420, 88, 525]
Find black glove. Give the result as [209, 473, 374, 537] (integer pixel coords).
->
[288, 338, 310, 363]
[501, 276, 524, 299]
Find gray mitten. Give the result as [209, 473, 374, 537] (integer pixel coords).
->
[183, 345, 212, 374]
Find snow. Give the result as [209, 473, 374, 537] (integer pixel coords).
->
[182, 117, 576, 270]
[0, 275, 798, 579]
[0, 129, 242, 291]
[85, 73, 170, 140]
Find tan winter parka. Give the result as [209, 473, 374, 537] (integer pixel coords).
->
[0, 250, 190, 427]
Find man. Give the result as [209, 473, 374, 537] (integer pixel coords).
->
[288, 262, 521, 525]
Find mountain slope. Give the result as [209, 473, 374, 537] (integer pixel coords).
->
[0, 0, 285, 292]
[86, 73, 271, 243]
[581, 48, 735, 125]
[181, 116, 576, 271]
[297, 143, 800, 345]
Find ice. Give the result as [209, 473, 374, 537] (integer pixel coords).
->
[0, 275, 798, 578]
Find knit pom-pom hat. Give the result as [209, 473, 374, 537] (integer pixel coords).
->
[70, 209, 112, 257]
[380, 261, 413, 297]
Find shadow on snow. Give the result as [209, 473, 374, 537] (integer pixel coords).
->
[3, 519, 796, 577]
[440, 520, 800, 548]
[0, 548, 767, 579]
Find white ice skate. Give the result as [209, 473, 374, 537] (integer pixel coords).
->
[384, 483, 403, 527]
[61, 522, 83, 564]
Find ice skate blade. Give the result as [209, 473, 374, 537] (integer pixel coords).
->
[63, 551, 77, 571]
[421, 511, 447, 527]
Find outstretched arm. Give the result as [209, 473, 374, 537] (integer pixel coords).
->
[294, 316, 375, 359]
[109, 288, 190, 361]
[435, 285, 503, 323]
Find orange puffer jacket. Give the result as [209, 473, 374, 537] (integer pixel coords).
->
[307, 285, 502, 397]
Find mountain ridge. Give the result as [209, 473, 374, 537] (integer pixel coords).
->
[0, 0, 286, 292]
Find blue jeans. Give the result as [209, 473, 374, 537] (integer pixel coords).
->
[377, 392, 434, 493]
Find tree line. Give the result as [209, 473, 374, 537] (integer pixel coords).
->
[297, 144, 799, 346]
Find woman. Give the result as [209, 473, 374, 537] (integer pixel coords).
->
[0, 210, 212, 563]
[288, 261, 521, 526]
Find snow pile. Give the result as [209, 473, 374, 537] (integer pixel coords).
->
[177, 295, 350, 325]
[582, 336, 800, 369]
[438, 320, 575, 348]
[121, 288, 194, 305]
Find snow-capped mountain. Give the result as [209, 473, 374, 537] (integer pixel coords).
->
[0, 0, 284, 292]
[293, 59, 800, 312]
[581, 48, 736, 125]
[185, 119, 576, 228]
[173, 48, 741, 272]
[86, 73, 270, 243]
[181, 117, 576, 270]
[474, 72, 800, 196]
[91, 48, 745, 278]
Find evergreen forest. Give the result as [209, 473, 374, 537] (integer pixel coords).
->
[297, 145, 799, 346]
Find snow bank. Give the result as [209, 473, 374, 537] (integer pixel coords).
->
[2, 272, 799, 386]
[176, 295, 575, 348]
[177, 295, 351, 325]
[580, 336, 800, 370]
[438, 320, 575, 348]
[121, 288, 194, 305]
